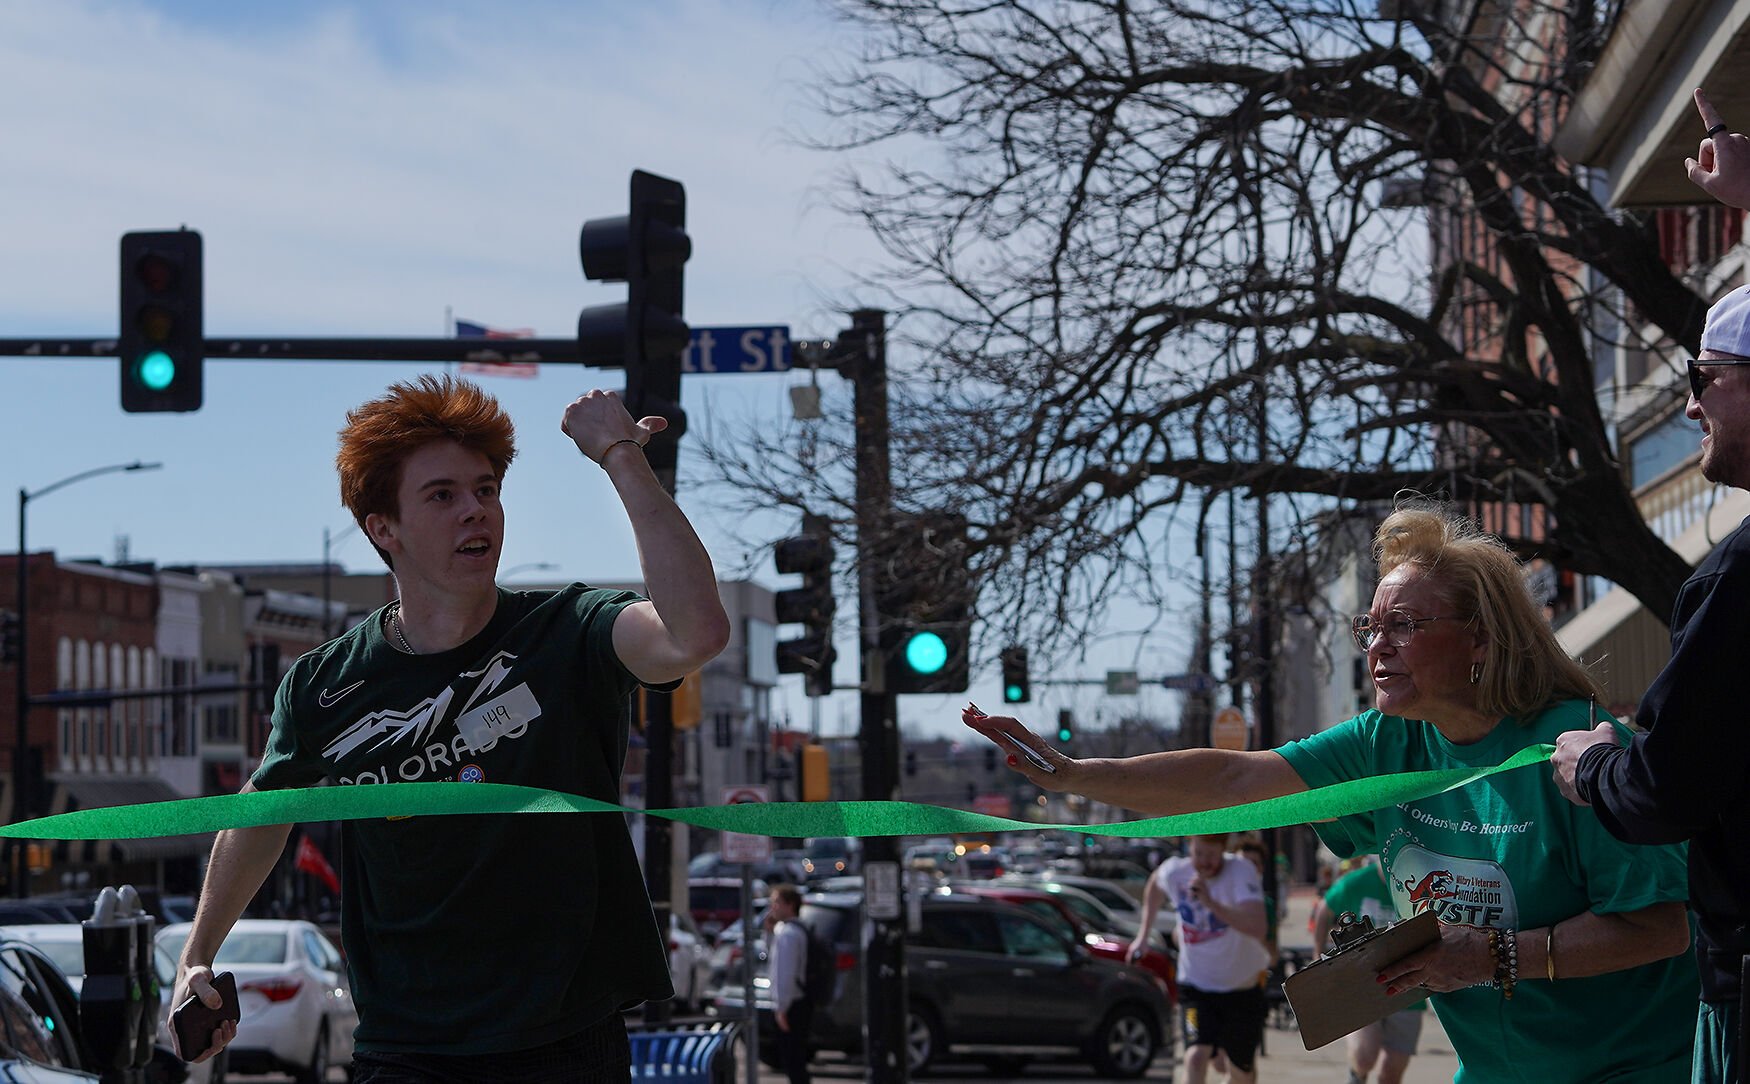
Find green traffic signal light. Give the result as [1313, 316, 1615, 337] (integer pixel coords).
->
[1057, 726, 1073, 742]
[1004, 683, 1025, 703]
[119, 229, 203, 412]
[903, 630, 949, 675]
[137, 351, 176, 391]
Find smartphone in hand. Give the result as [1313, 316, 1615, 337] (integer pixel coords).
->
[966, 702, 1058, 775]
[171, 971, 239, 1061]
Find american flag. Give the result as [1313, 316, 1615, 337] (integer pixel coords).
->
[456, 319, 539, 377]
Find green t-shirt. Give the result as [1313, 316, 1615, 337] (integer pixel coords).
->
[1322, 864, 1425, 1012]
[252, 586, 674, 1055]
[1279, 700, 1696, 1084]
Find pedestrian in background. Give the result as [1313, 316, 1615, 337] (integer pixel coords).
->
[172, 375, 731, 1083]
[1131, 833, 1271, 1084]
[969, 501, 1697, 1082]
[1310, 860, 1424, 1084]
[1553, 279, 1750, 1081]
[764, 884, 813, 1084]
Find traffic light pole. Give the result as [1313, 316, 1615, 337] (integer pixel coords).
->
[0, 337, 596, 365]
[847, 308, 909, 1083]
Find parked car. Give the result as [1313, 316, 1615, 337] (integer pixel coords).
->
[716, 889, 1172, 1078]
[158, 919, 355, 1084]
[1004, 872, 1177, 937]
[800, 837, 861, 881]
[943, 882, 1177, 1003]
[0, 934, 96, 1080]
[667, 910, 715, 1012]
[0, 928, 216, 1082]
[692, 850, 809, 888]
[688, 877, 767, 942]
[0, 922, 229, 1082]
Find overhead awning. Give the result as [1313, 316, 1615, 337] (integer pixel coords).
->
[1554, 0, 1750, 207]
[1558, 487, 1750, 710]
[46, 777, 214, 863]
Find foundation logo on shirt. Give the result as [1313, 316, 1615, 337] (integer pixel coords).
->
[458, 764, 485, 783]
[325, 650, 544, 785]
[1382, 835, 1518, 929]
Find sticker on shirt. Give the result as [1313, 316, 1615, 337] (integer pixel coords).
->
[1383, 839, 1518, 929]
[455, 683, 542, 754]
[458, 764, 485, 783]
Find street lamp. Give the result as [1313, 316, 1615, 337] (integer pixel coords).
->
[14, 460, 162, 897]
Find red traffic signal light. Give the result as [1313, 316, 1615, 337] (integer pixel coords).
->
[119, 229, 203, 413]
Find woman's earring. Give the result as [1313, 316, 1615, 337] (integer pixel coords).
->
[1469, 661, 1483, 685]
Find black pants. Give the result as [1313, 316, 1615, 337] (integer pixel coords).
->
[351, 1012, 631, 1084]
[776, 999, 814, 1084]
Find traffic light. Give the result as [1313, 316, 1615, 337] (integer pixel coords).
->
[1000, 645, 1031, 704]
[774, 512, 835, 697]
[119, 229, 203, 412]
[877, 512, 972, 695]
[0, 611, 18, 665]
[1056, 709, 1074, 743]
[578, 170, 691, 472]
[801, 744, 830, 802]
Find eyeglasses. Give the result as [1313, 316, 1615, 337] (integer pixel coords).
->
[1687, 353, 1750, 401]
[1350, 611, 1468, 651]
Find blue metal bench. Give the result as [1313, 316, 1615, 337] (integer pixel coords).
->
[628, 1021, 740, 1083]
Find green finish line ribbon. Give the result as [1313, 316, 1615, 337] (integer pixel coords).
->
[0, 745, 1555, 842]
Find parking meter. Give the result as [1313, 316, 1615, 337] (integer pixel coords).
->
[117, 886, 158, 1067]
[81, 885, 148, 1078]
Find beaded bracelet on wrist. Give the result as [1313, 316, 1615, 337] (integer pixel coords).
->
[1488, 927, 1518, 1000]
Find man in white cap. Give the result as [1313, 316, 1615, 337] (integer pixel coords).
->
[1553, 281, 1750, 1083]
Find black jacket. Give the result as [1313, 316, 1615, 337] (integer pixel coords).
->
[1576, 517, 1750, 1001]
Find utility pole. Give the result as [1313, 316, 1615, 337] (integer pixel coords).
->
[847, 308, 908, 1083]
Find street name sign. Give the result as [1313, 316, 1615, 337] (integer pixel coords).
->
[1105, 670, 1141, 695]
[683, 326, 791, 374]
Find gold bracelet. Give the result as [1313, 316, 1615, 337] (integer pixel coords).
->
[1546, 926, 1556, 982]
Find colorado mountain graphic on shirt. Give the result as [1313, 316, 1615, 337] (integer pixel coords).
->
[321, 650, 544, 783]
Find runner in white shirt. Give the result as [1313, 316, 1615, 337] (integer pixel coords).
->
[1131, 833, 1271, 1084]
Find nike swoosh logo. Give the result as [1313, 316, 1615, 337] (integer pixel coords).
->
[318, 680, 365, 708]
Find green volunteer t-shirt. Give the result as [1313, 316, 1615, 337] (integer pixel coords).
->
[252, 586, 675, 1056]
[1322, 864, 1424, 1012]
[1279, 700, 1696, 1084]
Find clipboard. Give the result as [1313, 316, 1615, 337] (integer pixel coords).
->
[1282, 909, 1439, 1050]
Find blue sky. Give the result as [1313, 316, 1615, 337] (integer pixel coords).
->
[1, 0, 1206, 739]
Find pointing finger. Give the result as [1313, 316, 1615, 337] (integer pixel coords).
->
[1696, 88, 1726, 133]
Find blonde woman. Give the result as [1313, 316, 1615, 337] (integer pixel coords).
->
[967, 504, 1697, 1082]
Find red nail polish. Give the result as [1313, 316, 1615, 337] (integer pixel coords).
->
[1007, 754, 1018, 767]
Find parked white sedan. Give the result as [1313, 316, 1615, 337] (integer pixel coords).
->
[159, 919, 356, 1084]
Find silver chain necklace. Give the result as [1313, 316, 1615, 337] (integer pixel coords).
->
[388, 603, 415, 654]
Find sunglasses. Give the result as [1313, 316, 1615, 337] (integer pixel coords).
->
[1687, 354, 1750, 400]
